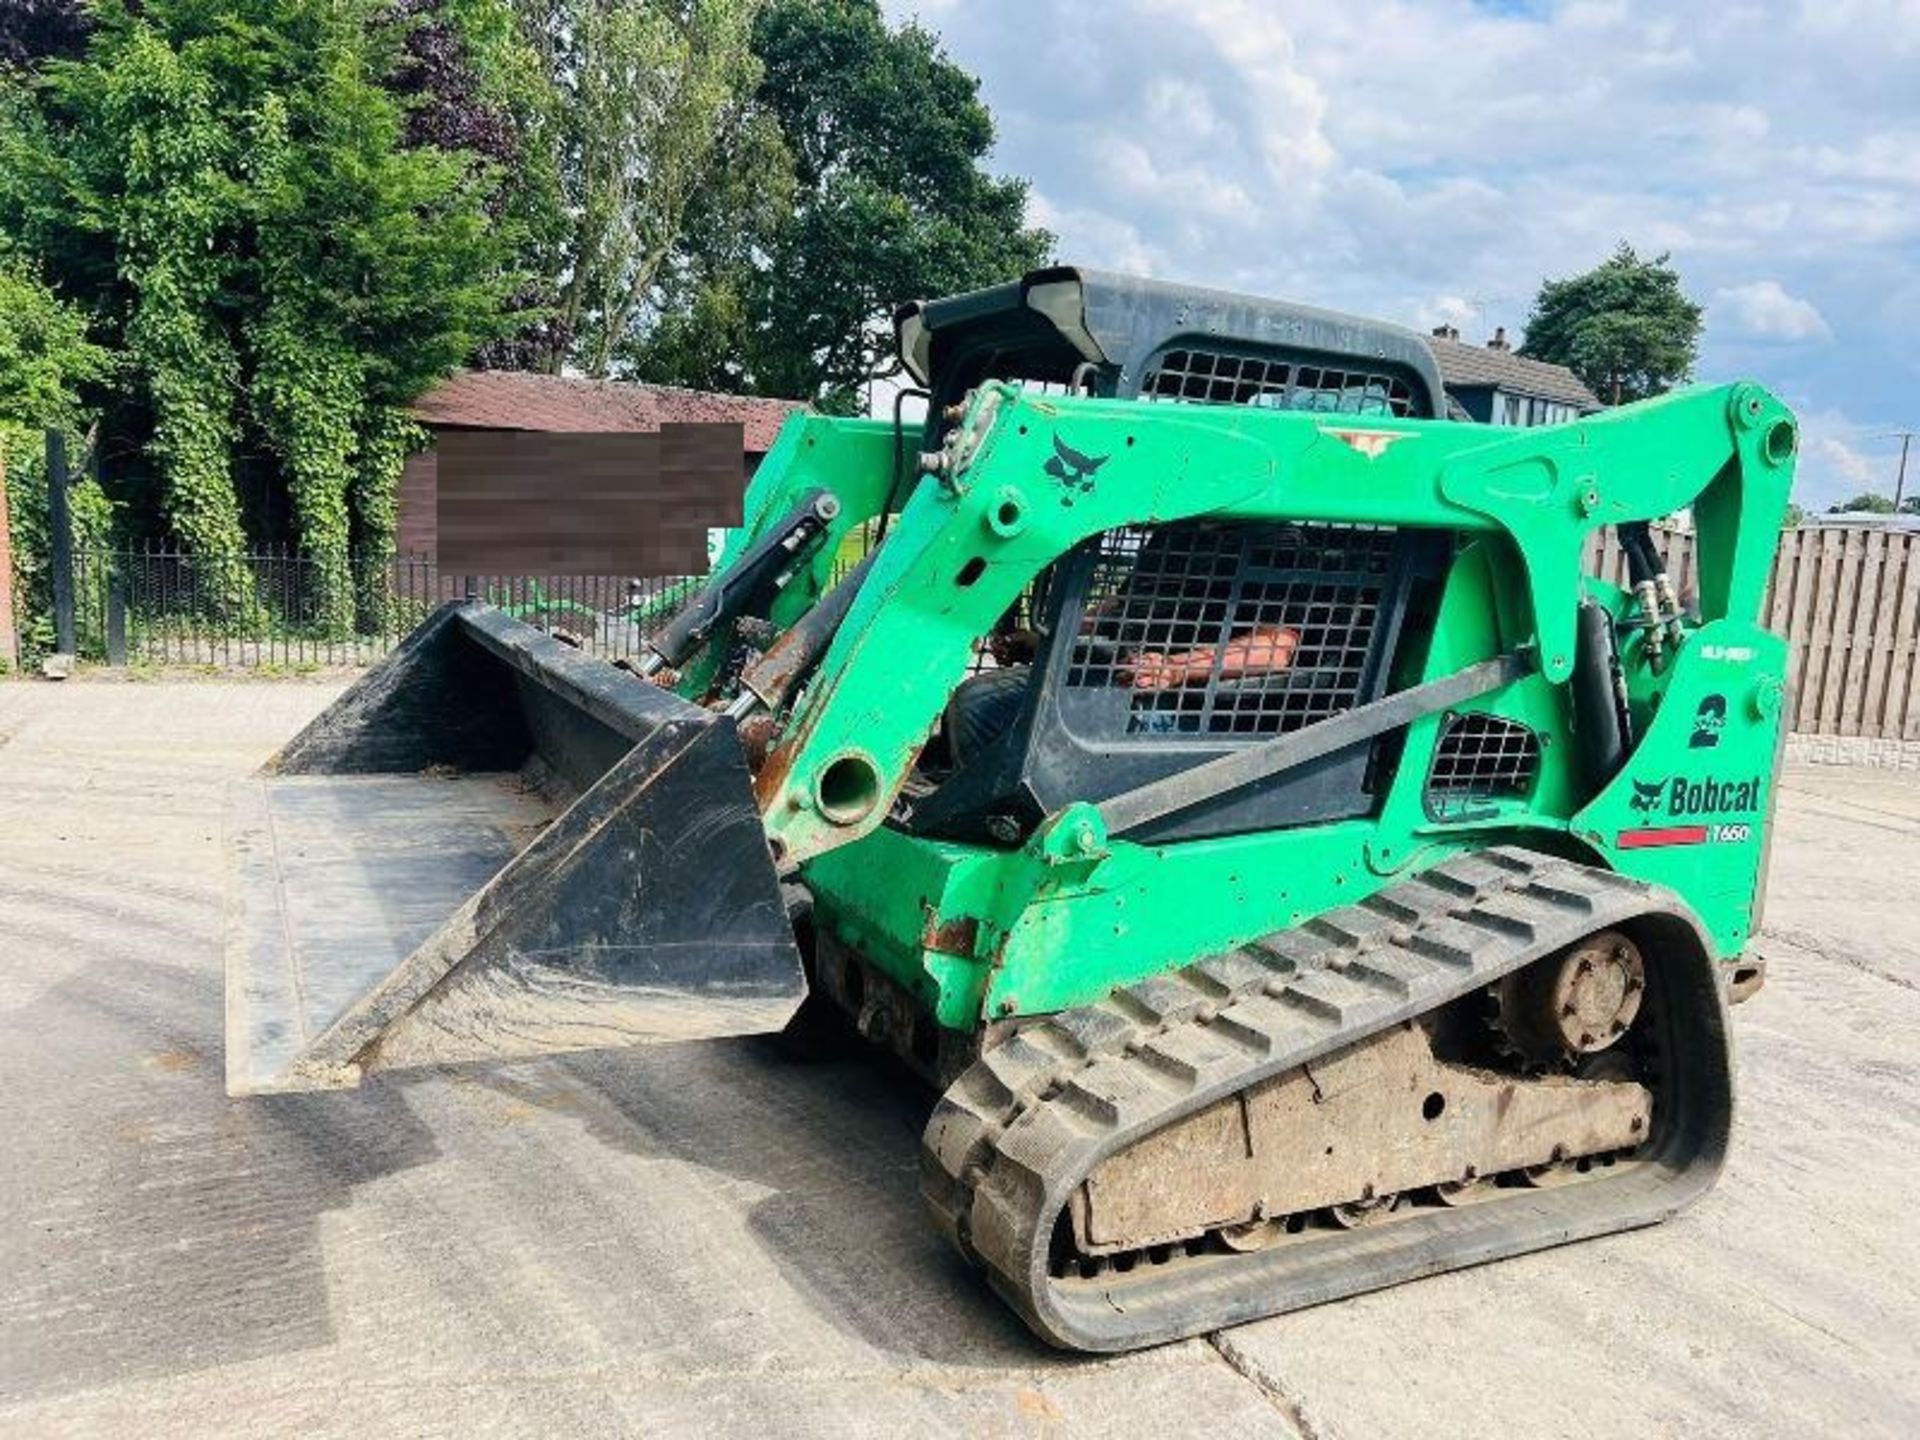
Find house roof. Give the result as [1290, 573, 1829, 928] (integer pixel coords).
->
[411, 371, 805, 452]
[1427, 338, 1603, 410]
[1815, 512, 1920, 531]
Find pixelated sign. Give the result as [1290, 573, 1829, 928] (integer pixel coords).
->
[435, 424, 745, 575]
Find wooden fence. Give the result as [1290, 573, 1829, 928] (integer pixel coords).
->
[1583, 524, 1920, 740]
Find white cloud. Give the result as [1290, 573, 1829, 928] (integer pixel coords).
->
[1141, 77, 1227, 142]
[1025, 190, 1157, 277]
[1094, 140, 1258, 221]
[885, 0, 1920, 452]
[1713, 281, 1833, 342]
[1415, 294, 1481, 334]
[1790, 406, 1913, 510]
[1808, 431, 1876, 489]
[1140, 0, 1335, 186]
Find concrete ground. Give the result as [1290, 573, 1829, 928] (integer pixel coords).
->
[0, 680, 1914, 1439]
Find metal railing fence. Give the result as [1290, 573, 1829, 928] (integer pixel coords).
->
[13, 526, 1920, 742]
[46, 542, 700, 668]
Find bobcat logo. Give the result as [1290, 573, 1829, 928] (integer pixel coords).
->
[1630, 778, 1666, 817]
[1044, 434, 1110, 506]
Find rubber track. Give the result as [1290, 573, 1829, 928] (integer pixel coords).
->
[921, 845, 1732, 1351]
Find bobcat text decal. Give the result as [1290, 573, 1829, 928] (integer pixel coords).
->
[1617, 772, 1764, 849]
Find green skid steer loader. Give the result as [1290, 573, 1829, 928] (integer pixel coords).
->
[225, 267, 1794, 1350]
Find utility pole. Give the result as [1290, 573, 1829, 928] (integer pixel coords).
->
[1868, 429, 1917, 512]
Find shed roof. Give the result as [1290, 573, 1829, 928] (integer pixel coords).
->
[1428, 338, 1602, 410]
[411, 371, 804, 452]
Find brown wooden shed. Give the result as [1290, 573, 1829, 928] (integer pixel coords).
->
[399, 372, 804, 558]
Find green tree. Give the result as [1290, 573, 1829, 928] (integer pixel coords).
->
[1829, 492, 1896, 514]
[504, 0, 768, 377]
[4, 0, 520, 630]
[0, 252, 111, 665]
[613, 68, 793, 393]
[1780, 502, 1806, 528]
[630, 0, 1052, 411]
[0, 253, 108, 432]
[406, 0, 573, 371]
[1520, 243, 1703, 406]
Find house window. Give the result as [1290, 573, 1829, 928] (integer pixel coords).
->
[1492, 395, 1578, 428]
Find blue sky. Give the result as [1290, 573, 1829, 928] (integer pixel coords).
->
[883, 0, 1920, 509]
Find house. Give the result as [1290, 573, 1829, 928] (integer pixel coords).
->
[1427, 325, 1602, 427]
[399, 371, 804, 557]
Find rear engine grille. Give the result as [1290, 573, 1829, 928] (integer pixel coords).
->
[1140, 347, 1416, 417]
[1063, 521, 1396, 740]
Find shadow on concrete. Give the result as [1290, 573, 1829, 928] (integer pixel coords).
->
[470, 1029, 1065, 1370]
[0, 957, 439, 1401]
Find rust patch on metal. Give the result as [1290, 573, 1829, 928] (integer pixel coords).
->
[920, 910, 981, 958]
[613, 656, 678, 688]
[753, 735, 802, 808]
[738, 713, 779, 772]
[1075, 1021, 1653, 1254]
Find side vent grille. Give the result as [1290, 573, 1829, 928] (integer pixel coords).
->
[1425, 712, 1541, 818]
